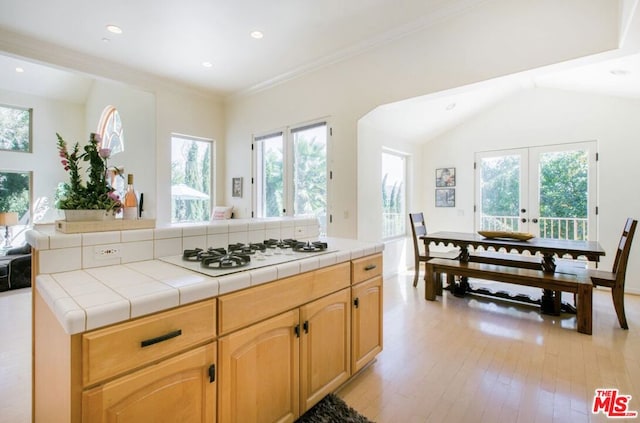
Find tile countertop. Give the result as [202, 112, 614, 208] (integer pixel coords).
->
[36, 237, 384, 335]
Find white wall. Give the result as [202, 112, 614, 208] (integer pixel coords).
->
[155, 87, 225, 226]
[418, 87, 640, 293]
[1, 79, 225, 227]
[0, 88, 84, 223]
[84, 79, 156, 219]
[357, 120, 423, 277]
[225, 0, 619, 239]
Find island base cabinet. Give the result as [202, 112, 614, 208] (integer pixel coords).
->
[217, 288, 352, 423]
[351, 275, 383, 373]
[218, 310, 300, 423]
[82, 342, 217, 423]
[299, 288, 351, 412]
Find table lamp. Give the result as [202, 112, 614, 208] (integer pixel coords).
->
[0, 212, 19, 249]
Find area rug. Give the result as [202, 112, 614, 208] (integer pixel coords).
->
[295, 393, 374, 423]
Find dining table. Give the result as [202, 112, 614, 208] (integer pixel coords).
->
[420, 231, 606, 313]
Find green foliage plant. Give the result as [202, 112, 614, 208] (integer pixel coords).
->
[55, 133, 122, 213]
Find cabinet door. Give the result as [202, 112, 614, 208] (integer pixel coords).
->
[82, 342, 216, 423]
[218, 310, 299, 423]
[299, 288, 351, 412]
[351, 276, 383, 373]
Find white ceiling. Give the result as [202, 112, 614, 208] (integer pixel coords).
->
[363, 52, 640, 142]
[0, 0, 485, 95]
[2, 0, 640, 142]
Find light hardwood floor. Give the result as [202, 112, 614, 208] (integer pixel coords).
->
[2, 275, 639, 423]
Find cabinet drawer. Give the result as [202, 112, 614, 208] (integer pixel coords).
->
[82, 299, 216, 387]
[218, 262, 350, 335]
[351, 254, 382, 284]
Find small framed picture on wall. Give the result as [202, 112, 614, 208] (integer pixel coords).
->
[435, 188, 455, 207]
[436, 167, 456, 187]
[232, 177, 243, 198]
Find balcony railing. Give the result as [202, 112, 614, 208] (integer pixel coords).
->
[480, 215, 588, 241]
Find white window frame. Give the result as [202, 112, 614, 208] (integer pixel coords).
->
[381, 148, 408, 240]
[170, 133, 215, 223]
[252, 119, 330, 229]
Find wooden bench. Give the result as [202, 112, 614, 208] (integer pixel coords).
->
[425, 258, 593, 335]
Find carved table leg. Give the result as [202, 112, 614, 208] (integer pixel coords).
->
[540, 289, 561, 315]
[451, 245, 470, 297]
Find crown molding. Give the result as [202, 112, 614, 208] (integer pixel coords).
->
[230, 0, 491, 99]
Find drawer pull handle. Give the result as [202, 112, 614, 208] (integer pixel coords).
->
[364, 264, 377, 271]
[141, 329, 182, 348]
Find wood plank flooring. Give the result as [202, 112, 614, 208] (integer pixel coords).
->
[338, 274, 640, 423]
[1, 274, 639, 423]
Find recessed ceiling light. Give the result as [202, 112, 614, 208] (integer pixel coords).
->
[446, 103, 456, 111]
[202, 61, 213, 68]
[102, 37, 111, 43]
[15, 67, 24, 73]
[610, 69, 630, 76]
[106, 25, 123, 35]
[250, 31, 264, 39]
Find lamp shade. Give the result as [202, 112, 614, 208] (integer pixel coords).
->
[0, 212, 19, 226]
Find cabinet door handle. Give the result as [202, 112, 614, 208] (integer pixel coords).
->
[354, 298, 360, 308]
[294, 324, 300, 338]
[140, 329, 182, 348]
[364, 264, 377, 271]
[208, 364, 216, 383]
[303, 321, 309, 333]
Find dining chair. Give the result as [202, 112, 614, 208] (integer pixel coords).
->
[409, 212, 458, 288]
[589, 218, 637, 329]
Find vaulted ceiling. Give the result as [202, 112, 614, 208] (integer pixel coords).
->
[1, 0, 639, 142]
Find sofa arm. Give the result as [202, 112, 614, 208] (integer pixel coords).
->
[8, 254, 31, 290]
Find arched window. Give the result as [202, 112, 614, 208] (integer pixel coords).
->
[97, 105, 124, 155]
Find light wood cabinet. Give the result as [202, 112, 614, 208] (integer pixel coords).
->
[351, 275, 383, 373]
[82, 342, 217, 423]
[218, 288, 351, 423]
[351, 254, 383, 373]
[33, 296, 217, 423]
[218, 309, 300, 423]
[82, 300, 216, 386]
[299, 288, 351, 412]
[34, 253, 382, 423]
[217, 262, 350, 335]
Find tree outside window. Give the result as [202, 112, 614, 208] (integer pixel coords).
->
[381, 150, 406, 239]
[0, 104, 31, 152]
[171, 135, 213, 223]
[254, 122, 328, 235]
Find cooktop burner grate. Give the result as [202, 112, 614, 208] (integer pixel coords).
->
[292, 241, 328, 252]
[164, 240, 335, 277]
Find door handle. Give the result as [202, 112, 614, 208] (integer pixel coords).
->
[521, 208, 527, 213]
[521, 218, 527, 223]
[532, 218, 539, 223]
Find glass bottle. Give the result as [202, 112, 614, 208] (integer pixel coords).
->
[122, 174, 138, 220]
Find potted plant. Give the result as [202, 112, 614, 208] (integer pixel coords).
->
[55, 133, 122, 221]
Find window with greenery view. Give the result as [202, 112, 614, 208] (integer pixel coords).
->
[0, 104, 32, 152]
[254, 122, 328, 234]
[477, 143, 594, 240]
[0, 171, 31, 246]
[171, 135, 213, 223]
[381, 150, 406, 238]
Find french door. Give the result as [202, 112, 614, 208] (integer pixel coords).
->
[475, 142, 597, 240]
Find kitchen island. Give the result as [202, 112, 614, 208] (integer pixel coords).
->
[28, 218, 384, 423]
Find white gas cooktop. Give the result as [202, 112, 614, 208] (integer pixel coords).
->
[159, 246, 337, 278]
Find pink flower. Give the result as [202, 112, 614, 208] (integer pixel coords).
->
[99, 148, 111, 159]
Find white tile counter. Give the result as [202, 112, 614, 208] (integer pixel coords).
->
[33, 230, 383, 335]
